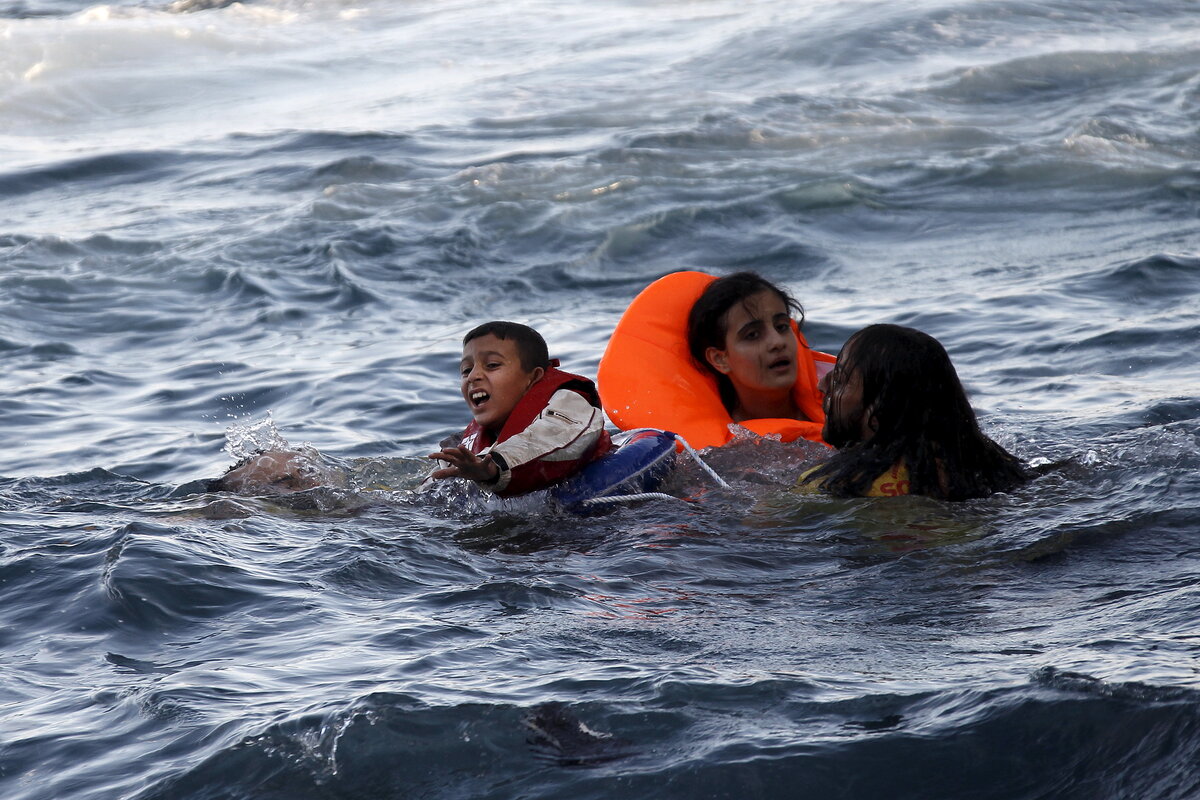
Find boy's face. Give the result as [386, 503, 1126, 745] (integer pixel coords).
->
[460, 333, 544, 433]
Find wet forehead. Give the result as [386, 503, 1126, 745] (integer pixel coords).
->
[727, 290, 788, 330]
[461, 333, 521, 365]
[836, 335, 859, 365]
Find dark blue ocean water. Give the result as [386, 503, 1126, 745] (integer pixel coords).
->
[3, 0, 1200, 797]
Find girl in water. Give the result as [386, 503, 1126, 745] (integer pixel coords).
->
[599, 270, 832, 448]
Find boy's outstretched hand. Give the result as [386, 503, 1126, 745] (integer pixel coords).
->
[429, 446, 500, 484]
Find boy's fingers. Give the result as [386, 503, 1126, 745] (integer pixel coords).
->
[429, 448, 487, 480]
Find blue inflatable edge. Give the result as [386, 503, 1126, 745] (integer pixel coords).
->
[552, 429, 677, 508]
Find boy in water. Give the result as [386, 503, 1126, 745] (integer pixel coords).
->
[429, 321, 611, 497]
[210, 322, 609, 498]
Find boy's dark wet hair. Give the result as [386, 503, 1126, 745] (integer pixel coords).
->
[464, 321, 551, 371]
[808, 324, 1029, 501]
[686, 272, 805, 413]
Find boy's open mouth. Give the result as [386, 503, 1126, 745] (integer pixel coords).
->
[470, 390, 490, 406]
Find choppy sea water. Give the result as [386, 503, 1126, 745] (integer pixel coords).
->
[3, 0, 1200, 797]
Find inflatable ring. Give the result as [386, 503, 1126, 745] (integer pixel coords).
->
[599, 271, 835, 450]
[552, 429, 677, 511]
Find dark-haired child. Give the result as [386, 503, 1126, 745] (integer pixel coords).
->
[429, 321, 612, 497]
[798, 324, 1029, 500]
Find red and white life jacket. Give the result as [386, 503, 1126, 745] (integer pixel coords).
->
[460, 365, 613, 497]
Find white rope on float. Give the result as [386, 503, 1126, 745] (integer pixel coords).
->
[578, 491, 683, 508]
[673, 434, 731, 489]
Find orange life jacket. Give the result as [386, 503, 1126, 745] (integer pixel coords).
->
[598, 271, 835, 450]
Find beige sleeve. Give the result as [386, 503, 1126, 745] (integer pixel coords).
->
[484, 390, 606, 493]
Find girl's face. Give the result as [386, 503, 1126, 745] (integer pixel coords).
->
[704, 290, 798, 400]
[819, 337, 869, 448]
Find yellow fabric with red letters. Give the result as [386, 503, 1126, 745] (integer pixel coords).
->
[795, 461, 912, 497]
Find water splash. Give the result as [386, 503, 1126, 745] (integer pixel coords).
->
[678, 430, 828, 489]
[222, 413, 293, 461]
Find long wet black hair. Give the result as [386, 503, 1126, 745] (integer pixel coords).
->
[686, 272, 805, 414]
[807, 324, 1029, 501]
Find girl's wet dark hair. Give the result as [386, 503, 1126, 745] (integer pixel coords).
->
[463, 321, 550, 371]
[686, 272, 805, 413]
[809, 324, 1029, 501]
